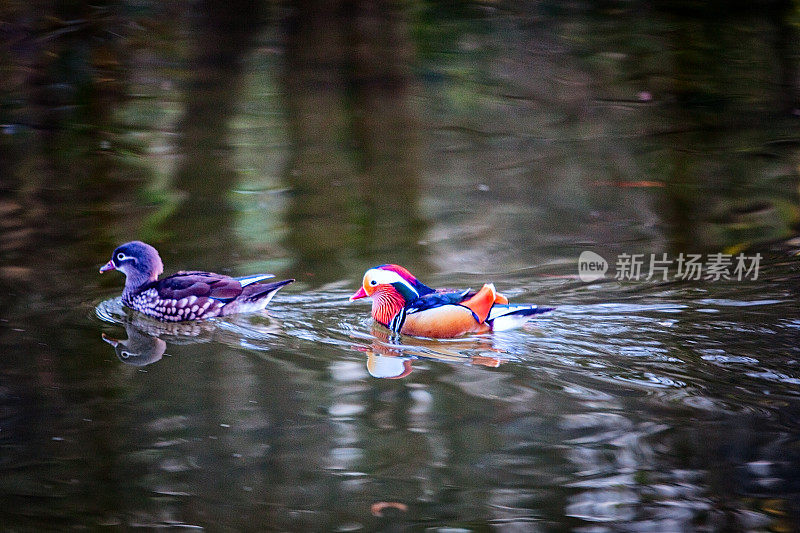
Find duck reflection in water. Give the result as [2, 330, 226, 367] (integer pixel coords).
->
[102, 326, 167, 367]
[100, 316, 218, 366]
[99, 304, 284, 366]
[356, 326, 505, 379]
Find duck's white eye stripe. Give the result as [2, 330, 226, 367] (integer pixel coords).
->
[117, 253, 134, 262]
[367, 269, 418, 297]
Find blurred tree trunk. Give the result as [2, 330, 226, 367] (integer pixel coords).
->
[282, 0, 354, 277]
[283, 0, 424, 280]
[771, 0, 799, 114]
[161, 0, 267, 266]
[350, 0, 425, 264]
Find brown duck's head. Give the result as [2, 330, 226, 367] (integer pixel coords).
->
[100, 241, 164, 285]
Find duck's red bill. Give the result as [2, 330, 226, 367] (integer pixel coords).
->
[349, 287, 368, 301]
[99, 261, 116, 273]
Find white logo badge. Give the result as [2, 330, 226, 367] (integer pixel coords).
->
[578, 251, 608, 282]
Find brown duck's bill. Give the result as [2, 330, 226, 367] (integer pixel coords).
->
[99, 261, 116, 273]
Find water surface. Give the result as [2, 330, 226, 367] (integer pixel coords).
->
[1, 1, 799, 530]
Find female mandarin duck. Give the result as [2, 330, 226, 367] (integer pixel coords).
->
[350, 264, 552, 338]
[100, 241, 294, 322]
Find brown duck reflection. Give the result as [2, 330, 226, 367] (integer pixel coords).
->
[99, 299, 286, 366]
[282, 1, 425, 279]
[100, 316, 217, 366]
[357, 325, 505, 379]
[102, 328, 167, 367]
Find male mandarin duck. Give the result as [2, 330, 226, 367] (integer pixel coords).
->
[350, 264, 553, 338]
[100, 241, 294, 322]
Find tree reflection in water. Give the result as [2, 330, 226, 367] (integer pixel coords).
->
[158, 0, 266, 266]
[283, 0, 425, 280]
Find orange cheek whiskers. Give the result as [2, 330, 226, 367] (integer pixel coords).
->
[371, 288, 407, 327]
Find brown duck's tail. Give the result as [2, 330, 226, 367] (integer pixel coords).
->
[243, 279, 295, 302]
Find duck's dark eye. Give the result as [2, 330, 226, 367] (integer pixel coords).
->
[370, 280, 377, 286]
[117, 253, 126, 261]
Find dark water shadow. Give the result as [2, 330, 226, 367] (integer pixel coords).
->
[0, 2, 152, 309]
